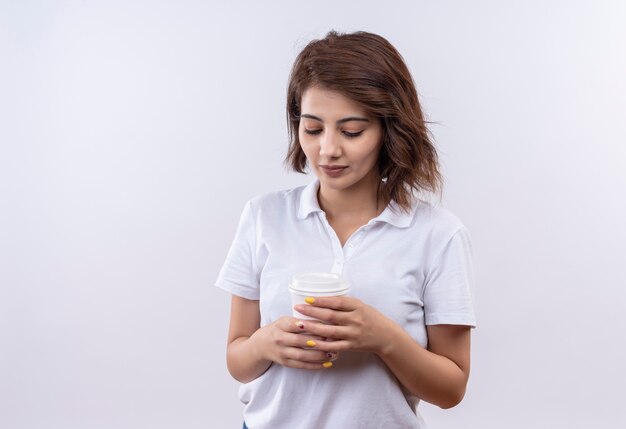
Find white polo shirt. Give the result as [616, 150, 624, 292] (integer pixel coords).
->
[216, 180, 476, 429]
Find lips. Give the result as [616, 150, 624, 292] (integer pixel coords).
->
[319, 165, 348, 177]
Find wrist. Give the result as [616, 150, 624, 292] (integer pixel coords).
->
[249, 325, 268, 363]
[376, 319, 405, 358]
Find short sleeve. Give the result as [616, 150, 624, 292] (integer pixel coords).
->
[215, 201, 260, 300]
[423, 226, 476, 327]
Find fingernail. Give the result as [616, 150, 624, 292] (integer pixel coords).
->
[306, 340, 316, 347]
[322, 362, 333, 368]
[304, 297, 315, 304]
[295, 321, 305, 329]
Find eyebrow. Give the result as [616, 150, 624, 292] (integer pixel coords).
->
[300, 114, 370, 124]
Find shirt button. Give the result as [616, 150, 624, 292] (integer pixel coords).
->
[348, 243, 355, 248]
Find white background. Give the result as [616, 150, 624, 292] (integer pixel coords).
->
[1, 1, 625, 428]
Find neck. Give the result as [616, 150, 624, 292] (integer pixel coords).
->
[317, 176, 384, 222]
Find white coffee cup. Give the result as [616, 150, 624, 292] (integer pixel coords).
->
[289, 272, 350, 320]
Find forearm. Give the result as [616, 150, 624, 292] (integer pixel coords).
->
[292, 296, 471, 407]
[378, 324, 468, 409]
[227, 330, 272, 383]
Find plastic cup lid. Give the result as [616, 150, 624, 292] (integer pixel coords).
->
[289, 272, 349, 293]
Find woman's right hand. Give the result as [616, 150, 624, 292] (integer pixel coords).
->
[227, 297, 336, 382]
[252, 317, 337, 370]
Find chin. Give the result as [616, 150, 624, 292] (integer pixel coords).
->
[319, 177, 359, 192]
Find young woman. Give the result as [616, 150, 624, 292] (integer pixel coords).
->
[216, 30, 476, 429]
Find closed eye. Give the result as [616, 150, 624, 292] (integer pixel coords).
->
[304, 129, 322, 135]
[343, 130, 363, 138]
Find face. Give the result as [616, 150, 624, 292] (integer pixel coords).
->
[299, 86, 383, 195]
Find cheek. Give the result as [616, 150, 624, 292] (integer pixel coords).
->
[359, 140, 382, 163]
[299, 136, 317, 158]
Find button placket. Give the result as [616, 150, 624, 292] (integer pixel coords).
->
[318, 212, 345, 274]
[331, 252, 344, 274]
[344, 229, 368, 261]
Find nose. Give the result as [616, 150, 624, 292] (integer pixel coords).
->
[319, 130, 342, 159]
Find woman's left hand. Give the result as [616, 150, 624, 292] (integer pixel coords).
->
[295, 296, 471, 408]
[293, 296, 398, 355]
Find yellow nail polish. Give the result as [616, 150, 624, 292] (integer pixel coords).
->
[306, 340, 316, 347]
[322, 361, 333, 368]
[304, 297, 315, 304]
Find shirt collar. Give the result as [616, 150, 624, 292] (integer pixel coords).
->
[297, 180, 324, 219]
[370, 200, 415, 228]
[297, 179, 416, 228]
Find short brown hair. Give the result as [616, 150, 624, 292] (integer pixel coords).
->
[285, 30, 442, 211]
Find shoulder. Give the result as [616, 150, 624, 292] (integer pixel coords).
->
[245, 184, 308, 218]
[408, 200, 473, 271]
[413, 200, 464, 229]
[410, 199, 468, 241]
[247, 184, 307, 210]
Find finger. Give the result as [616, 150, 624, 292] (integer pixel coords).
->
[281, 332, 337, 352]
[298, 338, 341, 360]
[302, 295, 357, 311]
[291, 320, 350, 340]
[307, 334, 331, 342]
[283, 358, 335, 370]
[281, 331, 329, 348]
[281, 317, 312, 333]
[283, 347, 336, 364]
[293, 305, 350, 325]
[326, 351, 339, 361]
[307, 339, 351, 353]
[288, 333, 341, 360]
